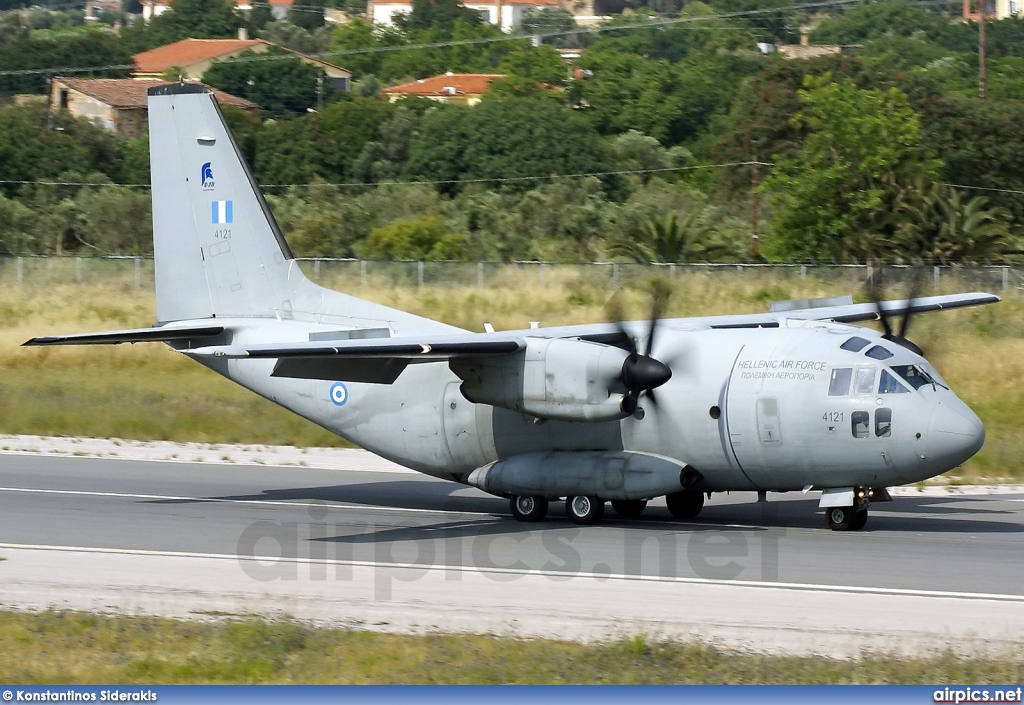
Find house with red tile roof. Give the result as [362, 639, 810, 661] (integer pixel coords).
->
[50, 77, 258, 138]
[368, 0, 558, 32]
[132, 37, 351, 92]
[382, 72, 506, 105]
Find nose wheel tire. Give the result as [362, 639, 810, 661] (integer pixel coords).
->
[611, 499, 648, 518]
[666, 488, 704, 519]
[510, 495, 548, 522]
[827, 506, 868, 531]
[565, 495, 605, 525]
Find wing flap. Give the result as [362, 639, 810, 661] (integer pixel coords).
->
[188, 335, 525, 360]
[23, 325, 226, 347]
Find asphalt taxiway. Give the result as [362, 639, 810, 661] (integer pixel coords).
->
[1, 448, 1022, 657]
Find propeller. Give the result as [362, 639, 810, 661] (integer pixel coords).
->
[866, 266, 924, 356]
[606, 280, 673, 416]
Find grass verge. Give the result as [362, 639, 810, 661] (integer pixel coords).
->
[0, 611, 1021, 684]
[2, 266, 1023, 479]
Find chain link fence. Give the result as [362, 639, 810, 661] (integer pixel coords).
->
[1, 256, 1021, 298]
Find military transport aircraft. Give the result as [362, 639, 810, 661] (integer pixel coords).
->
[24, 84, 998, 531]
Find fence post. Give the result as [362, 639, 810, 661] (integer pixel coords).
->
[933, 265, 940, 295]
[16, 256, 23, 286]
[360, 259, 366, 283]
[1002, 266, 1009, 293]
[313, 258, 320, 278]
[800, 264, 807, 279]
[612, 263, 619, 288]
[134, 257, 141, 290]
[540, 262, 546, 286]
[476, 262, 484, 289]
[669, 263, 676, 278]
[75, 256, 82, 283]
[417, 261, 424, 288]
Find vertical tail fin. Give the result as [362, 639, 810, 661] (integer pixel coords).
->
[148, 83, 299, 323]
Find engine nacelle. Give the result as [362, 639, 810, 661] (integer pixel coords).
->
[450, 337, 630, 422]
[465, 450, 700, 501]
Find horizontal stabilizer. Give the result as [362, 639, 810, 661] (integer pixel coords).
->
[23, 325, 225, 347]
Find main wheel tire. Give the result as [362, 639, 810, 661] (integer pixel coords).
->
[510, 495, 548, 522]
[565, 495, 605, 525]
[665, 489, 704, 519]
[611, 499, 648, 518]
[826, 506, 856, 531]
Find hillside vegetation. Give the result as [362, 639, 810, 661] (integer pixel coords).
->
[0, 0, 1023, 265]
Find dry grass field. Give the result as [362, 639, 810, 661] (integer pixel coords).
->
[2, 258, 1022, 480]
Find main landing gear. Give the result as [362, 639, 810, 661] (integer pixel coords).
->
[507, 491, 700, 525]
[826, 505, 868, 531]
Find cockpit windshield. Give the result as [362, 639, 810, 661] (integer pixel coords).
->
[891, 364, 945, 391]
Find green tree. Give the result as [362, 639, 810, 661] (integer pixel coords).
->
[259, 21, 331, 53]
[290, 0, 325, 30]
[118, 0, 242, 53]
[404, 96, 618, 196]
[0, 192, 33, 254]
[357, 214, 465, 259]
[394, 0, 481, 34]
[519, 8, 585, 49]
[497, 45, 566, 85]
[0, 104, 123, 192]
[760, 74, 941, 262]
[895, 182, 1018, 263]
[203, 47, 323, 116]
[811, 0, 974, 52]
[0, 32, 131, 94]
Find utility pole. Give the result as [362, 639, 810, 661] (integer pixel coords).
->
[751, 156, 760, 259]
[978, 0, 987, 99]
[45, 71, 53, 131]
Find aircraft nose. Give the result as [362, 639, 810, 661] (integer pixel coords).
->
[929, 401, 985, 469]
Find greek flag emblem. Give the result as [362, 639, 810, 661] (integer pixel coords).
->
[212, 200, 233, 224]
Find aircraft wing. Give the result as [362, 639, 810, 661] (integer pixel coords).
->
[783, 292, 1001, 324]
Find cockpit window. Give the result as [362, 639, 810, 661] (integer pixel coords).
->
[866, 345, 894, 360]
[854, 367, 876, 395]
[828, 368, 852, 396]
[891, 364, 930, 390]
[878, 369, 909, 394]
[841, 337, 870, 352]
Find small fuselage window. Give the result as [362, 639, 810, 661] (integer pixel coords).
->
[866, 345, 894, 360]
[875, 408, 892, 437]
[878, 369, 910, 394]
[828, 368, 853, 396]
[851, 410, 870, 438]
